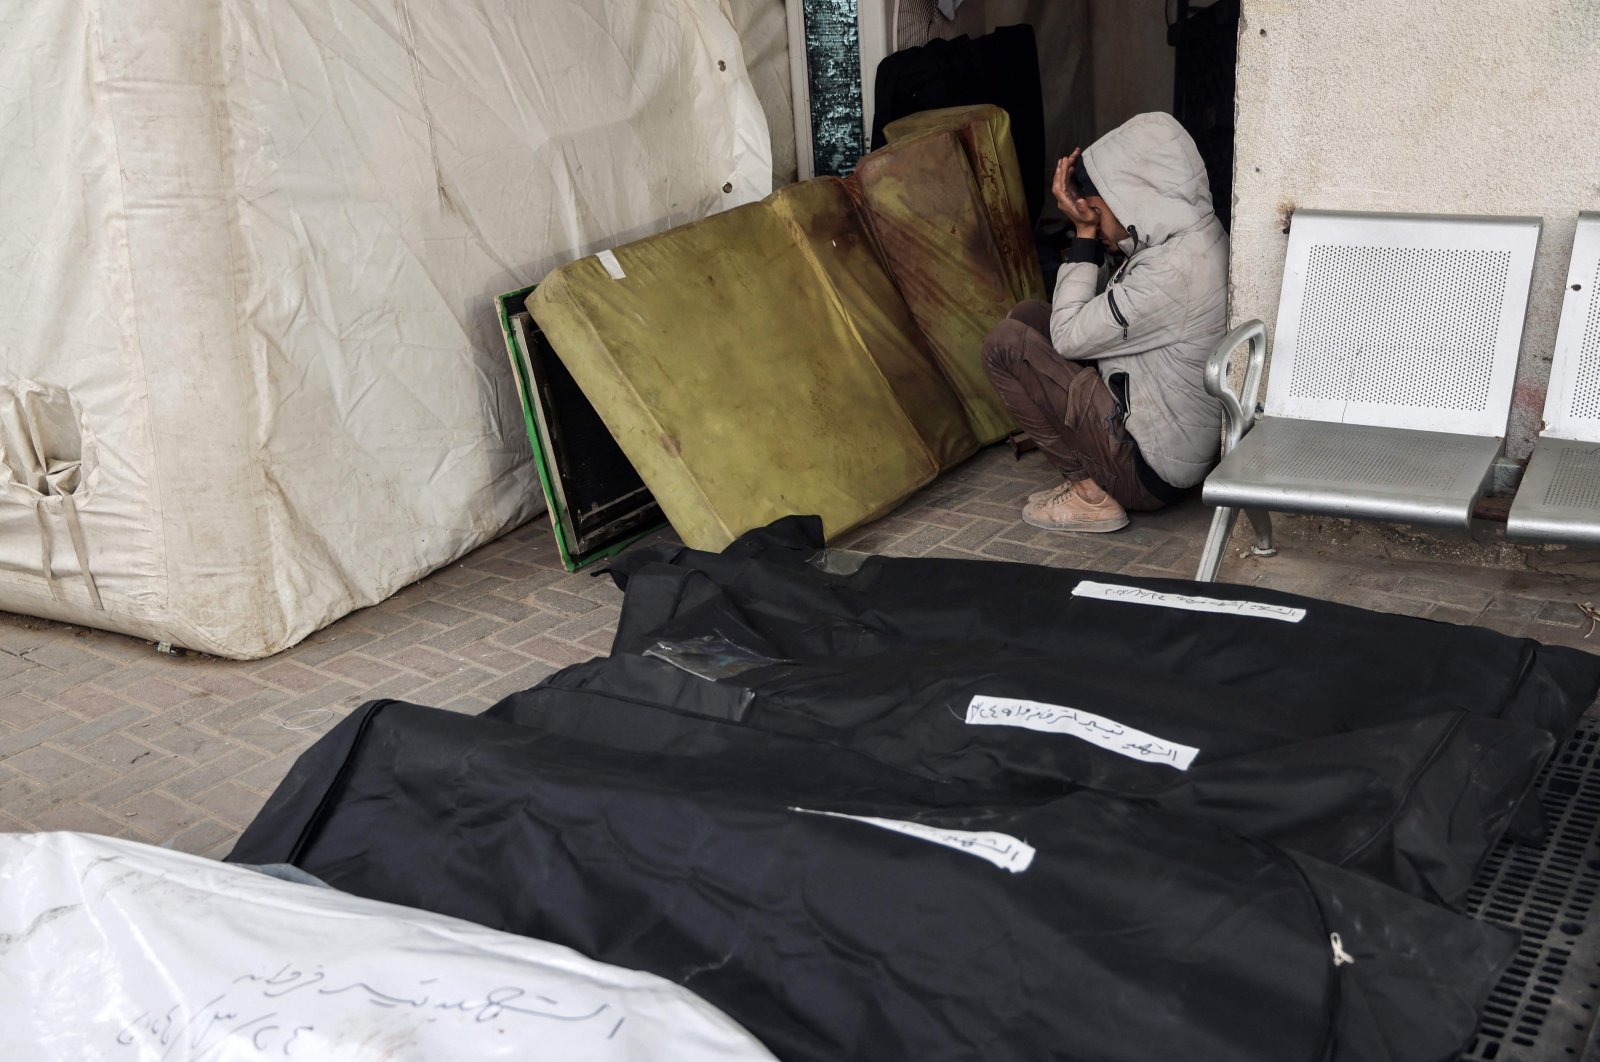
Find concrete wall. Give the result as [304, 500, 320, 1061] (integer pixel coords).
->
[1232, 0, 1600, 458]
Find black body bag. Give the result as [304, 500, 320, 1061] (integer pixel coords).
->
[604, 516, 1600, 742]
[230, 699, 1515, 1062]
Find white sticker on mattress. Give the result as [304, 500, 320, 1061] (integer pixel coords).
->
[1071, 580, 1306, 623]
[595, 249, 626, 280]
[965, 695, 1200, 770]
[789, 807, 1035, 873]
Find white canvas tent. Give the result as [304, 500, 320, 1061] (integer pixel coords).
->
[0, 0, 771, 658]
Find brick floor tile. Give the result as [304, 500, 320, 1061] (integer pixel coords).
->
[345, 610, 415, 636]
[284, 627, 378, 667]
[30, 801, 134, 838]
[319, 653, 404, 687]
[978, 540, 1053, 566]
[1432, 604, 1488, 627]
[515, 636, 597, 668]
[233, 750, 306, 792]
[0, 712, 82, 758]
[117, 790, 208, 840]
[0, 693, 55, 730]
[466, 556, 542, 581]
[1536, 600, 1589, 628]
[487, 612, 566, 647]
[421, 615, 509, 652]
[82, 753, 192, 808]
[162, 748, 272, 802]
[47, 683, 138, 721]
[0, 651, 38, 680]
[12, 639, 113, 672]
[255, 661, 331, 694]
[453, 641, 532, 672]
[56, 704, 155, 749]
[186, 669, 271, 700]
[531, 588, 599, 615]
[352, 672, 432, 702]
[948, 519, 1005, 552]
[77, 732, 159, 769]
[360, 625, 435, 659]
[120, 676, 206, 709]
[0, 770, 42, 810]
[441, 693, 494, 714]
[5, 743, 95, 784]
[193, 690, 293, 735]
[408, 666, 494, 707]
[473, 661, 558, 703]
[494, 570, 569, 601]
[387, 646, 465, 679]
[404, 600, 478, 627]
[167, 817, 240, 856]
[457, 593, 537, 624]
[547, 606, 621, 642]
[189, 780, 268, 829]
[1396, 575, 1495, 611]
[137, 719, 242, 763]
[82, 660, 164, 691]
[956, 500, 1022, 521]
[578, 630, 614, 653]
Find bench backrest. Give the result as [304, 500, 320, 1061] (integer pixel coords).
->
[1265, 210, 1541, 437]
[1540, 212, 1600, 443]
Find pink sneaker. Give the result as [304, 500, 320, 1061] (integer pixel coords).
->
[1022, 483, 1129, 533]
[1027, 482, 1069, 505]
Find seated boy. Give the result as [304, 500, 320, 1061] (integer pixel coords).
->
[981, 111, 1227, 532]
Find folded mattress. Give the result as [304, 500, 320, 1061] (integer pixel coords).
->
[528, 180, 977, 550]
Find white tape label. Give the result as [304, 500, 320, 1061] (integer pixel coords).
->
[790, 807, 1035, 873]
[965, 695, 1200, 770]
[1072, 580, 1306, 623]
[594, 249, 626, 280]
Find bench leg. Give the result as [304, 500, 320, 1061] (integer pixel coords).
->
[1195, 506, 1239, 582]
[1244, 508, 1276, 556]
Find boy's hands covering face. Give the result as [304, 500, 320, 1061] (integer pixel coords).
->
[1053, 149, 1100, 238]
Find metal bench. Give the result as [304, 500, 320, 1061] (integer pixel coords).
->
[1195, 210, 1543, 582]
[1507, 212, 1600, 545]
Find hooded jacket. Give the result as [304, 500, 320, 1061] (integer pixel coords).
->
[1051, 112, 1227, 488]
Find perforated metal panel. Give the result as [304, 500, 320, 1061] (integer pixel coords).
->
[1456, 715, 1600, 1061]
[1546, 446, 1600, 510]
[1506, 438, 1600, 545]
[1239, 419, 1487, 489]
[1203, 416, 1499, 525]
[1291, 245, 1510, 411]
[1541, 213, 1600, 441]
[1267, 211, 1541, 436]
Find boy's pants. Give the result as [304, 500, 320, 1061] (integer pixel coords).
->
[980, 300, 1168, 511]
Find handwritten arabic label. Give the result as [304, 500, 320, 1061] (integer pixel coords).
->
[111, 962, 626, 1058]
[789, 807, 1036, 873]
[964, 695, 1200, 770]
[595, 249, 627, 280]
[1071, 580, 1307, 623]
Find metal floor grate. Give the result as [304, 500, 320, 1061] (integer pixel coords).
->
[1458, 715, 1600, 1061]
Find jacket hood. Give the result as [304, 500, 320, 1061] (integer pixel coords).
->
[1081, 112, 1214, 256]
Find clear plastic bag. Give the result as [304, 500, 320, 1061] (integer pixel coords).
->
[806, 548, 872, 576]
[643, 635, 787, 681]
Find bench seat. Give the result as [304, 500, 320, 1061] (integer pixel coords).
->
[1204, 418, 1502, 527]
[1506, 438, 1600, 544]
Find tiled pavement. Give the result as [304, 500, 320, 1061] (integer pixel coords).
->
[1, 445, 1598, 859]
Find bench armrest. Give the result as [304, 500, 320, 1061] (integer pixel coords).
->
[1205, 319, 1268, 458]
